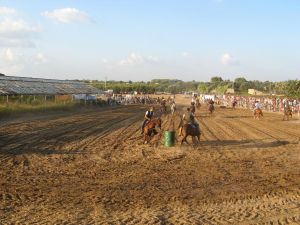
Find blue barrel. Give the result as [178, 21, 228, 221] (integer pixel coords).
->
[164, 131, 175, 147]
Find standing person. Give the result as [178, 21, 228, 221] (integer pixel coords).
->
[170, 101, 176, 115]
[141, 106, 154, 134]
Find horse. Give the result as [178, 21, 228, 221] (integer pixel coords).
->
[143, 118, 162, 144]
[208, 103, 215, 115]
[253, 108, 263, 120]
[178, 118, 201, 145]
[283, 108, 292, 120]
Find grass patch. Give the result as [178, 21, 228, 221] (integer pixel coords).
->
[0, 102, 84, 117]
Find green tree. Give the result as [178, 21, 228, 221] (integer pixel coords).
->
[211, 76, 223, 83]
[286, 80, 300, 98]
[197, 83, 209, 93]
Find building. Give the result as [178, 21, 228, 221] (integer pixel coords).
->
[248, 89, 264, 95]
[0, 76, 101, 103]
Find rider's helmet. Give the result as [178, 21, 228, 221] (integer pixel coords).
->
[191, 102, 195, 105]
[187, 107, 190, 111]
[150, 106, 154, 111]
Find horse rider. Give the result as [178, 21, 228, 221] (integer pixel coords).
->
[253, 100, 262, 114]
[141, 106, 154, 134]
[190, 102, 196, 116]
[182, 107, 200, 132]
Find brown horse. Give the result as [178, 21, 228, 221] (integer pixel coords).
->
[178, 119, 201, 145]
[253, 108, 263, 120]
[283, 108, 292, 120]
[143, 118, 162, 144]
[208, 103, 214, 115]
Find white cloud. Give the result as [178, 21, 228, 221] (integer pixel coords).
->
[0, 48, 24, 75]
[0, 17, 39, 38]
[1, 48, 24, 63]
[0, 7, 17, 15]
[221, 53, 239, 66]
[35, 53, 47, 64]
[42, 8, 91, 23]
[2, 48, 15, 61]
[0, 64, 23, 75]
[0, 8, 40, 48]
[119, 53, 159, 66]
[0, 50, 49, 75]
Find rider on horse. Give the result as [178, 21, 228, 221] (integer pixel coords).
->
[182, 107, 200, 132]
[253, 100, 261, 114]
[190, 102, 196, 116]
[141, 106, 154, 134]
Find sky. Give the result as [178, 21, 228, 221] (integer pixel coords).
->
[0, 0, 299, 82]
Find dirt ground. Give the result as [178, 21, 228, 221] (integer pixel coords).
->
[0, 95, 299, 224]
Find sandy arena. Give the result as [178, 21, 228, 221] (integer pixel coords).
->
[0, 95, 299, 224]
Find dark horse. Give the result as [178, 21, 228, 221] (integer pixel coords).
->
[283, 108, 292, 121]
[143, 118, 162, 144]
[208, 103, 215, 115]
[253, 108, 263, 120]
[178, 119, 201, 145]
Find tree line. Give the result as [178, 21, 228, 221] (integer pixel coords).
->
[86, 77, 300, 98]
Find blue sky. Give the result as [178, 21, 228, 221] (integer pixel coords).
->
[0, 0, 299, 81]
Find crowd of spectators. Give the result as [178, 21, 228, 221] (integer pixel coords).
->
[221, 95, 300, 114]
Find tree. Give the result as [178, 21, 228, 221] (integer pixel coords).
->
[286, 80, 300, 98]
[197, 83, 209, 94]
[210, 76, 223, 83]
[234, 77, 247, 83]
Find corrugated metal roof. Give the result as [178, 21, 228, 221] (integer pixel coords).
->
[0, 76, 101, 95]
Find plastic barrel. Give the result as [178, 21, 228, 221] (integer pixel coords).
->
[164, 131, 175, 147]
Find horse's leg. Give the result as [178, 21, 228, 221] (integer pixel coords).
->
[181, 135, 188, 145]
[185, 136, 189, 144]
[197, 135, 200, 143]
[178, 127, 183, 137]
[144, 128, 148, 144]
[181, 136, 185, 145]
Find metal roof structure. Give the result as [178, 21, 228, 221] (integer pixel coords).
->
[0, 76, 101, 95]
